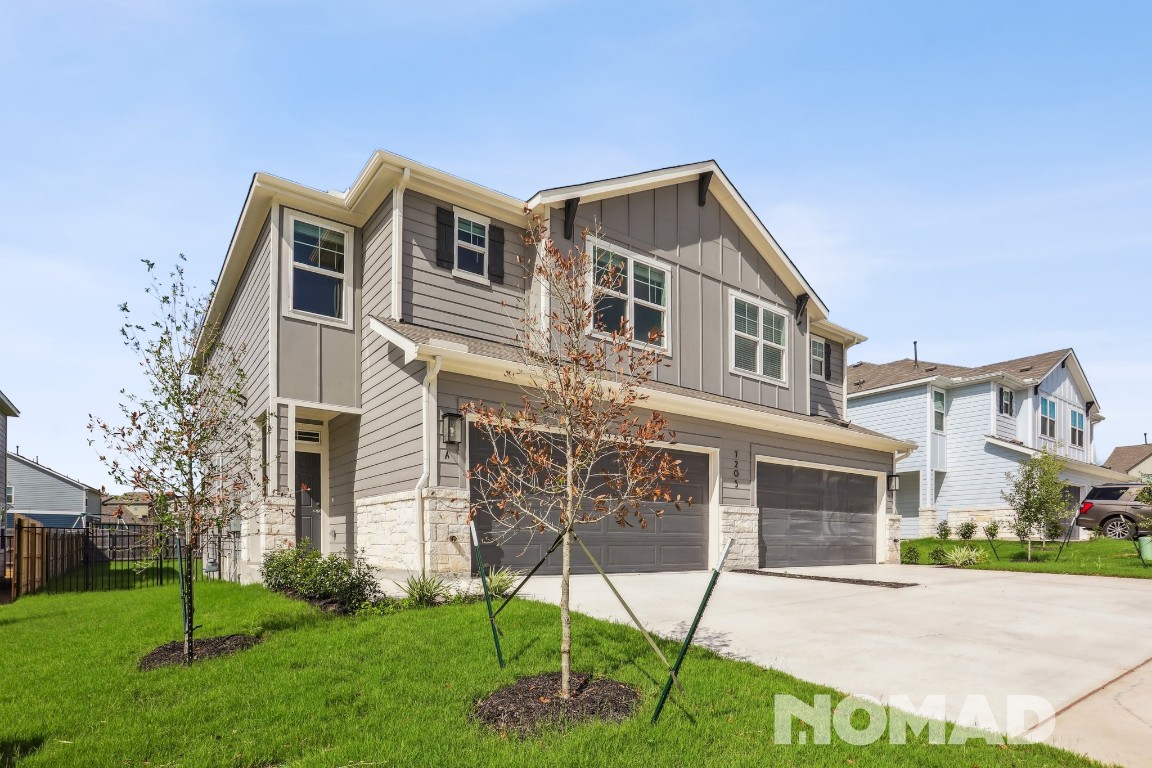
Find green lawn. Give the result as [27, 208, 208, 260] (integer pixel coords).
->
[904, 535, 1152, 579]
[0, 583, 1104, 767]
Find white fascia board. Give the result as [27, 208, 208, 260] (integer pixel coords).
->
[809, 319, 867, 347]
[984, 435, 1131, 482]
[846, 376, 946, 400]
[527, 162, 716, 208]
[847, 371, 1033, 401]
[414, 346, 914, 454]
[367, 317, 419, 365]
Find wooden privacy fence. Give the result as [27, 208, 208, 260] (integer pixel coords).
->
[10, 515, 86, 598]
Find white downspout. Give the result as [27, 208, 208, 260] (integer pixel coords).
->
[390, 167, 411, 322]
[414, 354, 442, 573]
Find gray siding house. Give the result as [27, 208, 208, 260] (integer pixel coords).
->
[846, 349, 1130, 538]
[200, 151, 912, 581]
[5, 451, 103, 527]
[0, 389, 17, 514]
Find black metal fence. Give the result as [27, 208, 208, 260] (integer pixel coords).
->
[6, 519, 237, 600]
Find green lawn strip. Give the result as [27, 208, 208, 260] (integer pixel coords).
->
[0, 583, 1103, 767]
[904, 535, 1152, 578]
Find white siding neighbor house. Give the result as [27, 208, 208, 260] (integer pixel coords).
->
[198, 150, 914, 583]
[5, 451, 103, 528]
[846, 349, 1130, 538]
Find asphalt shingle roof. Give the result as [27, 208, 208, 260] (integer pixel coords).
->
[848, 349, 1072, 395]
[1102, 444, 1152, 473]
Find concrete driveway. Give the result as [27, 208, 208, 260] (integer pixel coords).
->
[523, 565, 1152, 767]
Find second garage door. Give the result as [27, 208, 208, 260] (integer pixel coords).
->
[758, 462, 878, 567]
[471, 428, 710, 575]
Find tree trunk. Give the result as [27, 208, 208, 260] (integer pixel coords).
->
[560, 527, 572, 699]
[183, 524, 195, 665]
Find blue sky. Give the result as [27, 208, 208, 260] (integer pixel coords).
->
[1, 1, 1149, 491]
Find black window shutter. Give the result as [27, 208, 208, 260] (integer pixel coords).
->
[1009, 391, 1014, 416]
[998, 387, 1005, 414]
[824, 342, 832, 381]
[435, 207, 454, 270]
[488, 225, 504, 284]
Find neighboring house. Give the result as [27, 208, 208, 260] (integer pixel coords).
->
[5, 451, 103, 528]
[846, 349, 1131, 538]
[101, 492, 153, 524]
[0, 389, 17, 515]
[1102, 444, 1152, 482]
[199, 150, 912, 582]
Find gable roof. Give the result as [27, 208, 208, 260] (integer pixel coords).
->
[847, 349, 1101, 415]
[199, 151, 842, 359]
[1102, 444, 1152, 473]
[0, 389, 18, 417]
[7, 452, 101, 493]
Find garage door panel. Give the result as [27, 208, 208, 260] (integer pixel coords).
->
[758, 462, 877, 568]
[471, 427, 708, 574]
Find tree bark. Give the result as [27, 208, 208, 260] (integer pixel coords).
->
[560, 526, 572, 699]
[183, 520, 195, 665]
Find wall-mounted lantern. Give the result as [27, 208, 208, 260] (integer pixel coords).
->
[440, 412, 464, 446]
[887, 474, 901, 492]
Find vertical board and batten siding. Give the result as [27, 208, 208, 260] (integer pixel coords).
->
[5, 456, 86, 513]
[277, 206, 361, 408]
[995, 386, 1018, 440]
[810, 340, 844, 418]
[402, 191, 528, 344]
[436, 373, 891, 508]
[355, 346, 425, 496]
[934, 384, 1021, 510]
[1036, 363, 1090, 464]
[327, 412, 358, 557]
[847, 386, 927, 474]
[548, 184, 808, 415]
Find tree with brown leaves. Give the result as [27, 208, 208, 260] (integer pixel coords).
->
[464, 212, 690, 698]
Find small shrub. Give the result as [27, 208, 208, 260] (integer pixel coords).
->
[943, 545, 987, 567]
[983, 521, 1000, 540]
[397, 572, 452, 607]
[900, 544, 920, 565]
[484, 566, 524, 598]
[261, 542, 381, 612]
[1044, 518, 1066, 542]
[957, 521, 977, 541]
[936, 520, 951, 540]
[928, 547, 948, 565]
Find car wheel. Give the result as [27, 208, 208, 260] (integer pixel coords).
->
[1101, 516, 1134, 539]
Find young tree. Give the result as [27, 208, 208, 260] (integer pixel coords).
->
[1001, 449, 1070, 561]
[89, 256, 259, 664]
[464, 212, 689, 698]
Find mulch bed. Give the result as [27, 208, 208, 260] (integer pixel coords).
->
[473, 672, 640, 736]
[733, 569, 918, 589]
[138, 634, 262, 671]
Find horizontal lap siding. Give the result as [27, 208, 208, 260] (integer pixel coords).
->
[328, 412, 358, 558]
[356, 341, 424, 496]
[811, 340, 844, 418]
[402, 191, 528, 344]
[362, 192, 393, 323]
[996, 387, 1017, 440]
[5, 457, 85, 512]
[848, 386, 927, 474]
[935, 384, 1021, 512]
[549, 184, 805, 415]
[0, 414, 6, 504]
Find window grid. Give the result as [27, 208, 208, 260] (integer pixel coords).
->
[731, 295, 788, 383]
[591, 244, 669, 349]
[1070, 410, 1085, 448]
[455, 214, 488, 278]
[290, 218, 348, 321]
[811, 337, 826, 378]
[1040, 397, 1057, 439]
[933, 390, 946, 432]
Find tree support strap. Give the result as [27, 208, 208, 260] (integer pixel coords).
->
[652, 538, 734, 724]
[492, 531, 565, 618]
[571, 532, 682, 693]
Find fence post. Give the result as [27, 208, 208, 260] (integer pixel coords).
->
[13, 518, 22, 600]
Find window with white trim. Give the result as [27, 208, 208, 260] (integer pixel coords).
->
[810, 336, 826, 379]
[932, 389, 946, 432]
[4, 485, 11, 506]
[288, 214, 353, 322]
[591, 241, 669, 348]
[730, 293, 788, 383]
[1070, 409, 1085, 448]
[999, 387, 1014, 415]
[1040, 397, 1057, 439]
[454, 209, 489, 281]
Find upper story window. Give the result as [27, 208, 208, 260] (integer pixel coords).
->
[591, 239, 669, 349]
[454, 208, 489, 283]
[810, 336, 827, 379]
[932, 389, 946, 432]
[4, 485, 11, 505]
[730, 292, 788, 384]
[1040, 397, 1057, 439]
[1070, 409, 1085, 448]
[999, 387, 1014, 416]
[288, 212, 354, 324]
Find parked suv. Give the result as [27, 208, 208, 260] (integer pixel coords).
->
[1077, 483, 1152, 539]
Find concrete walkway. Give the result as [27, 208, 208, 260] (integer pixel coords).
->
[523, 565, 1152, 766]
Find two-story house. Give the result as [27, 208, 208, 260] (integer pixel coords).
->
[846, 349, 1130, 538]
[199, 151, 912, 582]
[5, 450, 103, 528]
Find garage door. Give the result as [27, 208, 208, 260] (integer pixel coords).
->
[470, 427, 709, 574]
[758, 462, 877, 567]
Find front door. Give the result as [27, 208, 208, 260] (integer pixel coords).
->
[296, 451, 321, 549]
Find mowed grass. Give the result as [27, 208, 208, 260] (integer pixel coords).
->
[906, 535, 1152, 579]
[0, 583, 1104, 767]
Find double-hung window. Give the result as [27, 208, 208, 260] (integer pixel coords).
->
[932, 389, 946, 432]
[999, 387, 1014, 416]
[4, 485, 11, 506]
[730, 293, 788, 383]
[810, 336, 826, 379]
[1070, 409, 1085, 448]
[591, 240, 669, 349]
[289, 214, 352, 322]
[1040, 397, 1057, 439]
[454, 209, 489, 282]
